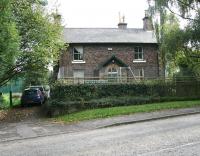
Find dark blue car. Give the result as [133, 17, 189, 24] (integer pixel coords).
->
[21, 88, 44, 106]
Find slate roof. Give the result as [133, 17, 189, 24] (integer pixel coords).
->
[63, 28, 157, 44]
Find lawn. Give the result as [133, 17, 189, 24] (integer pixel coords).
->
[56, 100, 200, 123]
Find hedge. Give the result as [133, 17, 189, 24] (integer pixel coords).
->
[44, 81, 200, 117]
[44, 96, 200, 117]
[50, 82, 176, 101]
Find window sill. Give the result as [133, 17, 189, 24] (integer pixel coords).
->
[133, 60, 146, 63]
[72, 60, 86, 64]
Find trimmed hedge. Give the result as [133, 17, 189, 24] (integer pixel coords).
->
[50, 82, 175, 101]
[44, 96, 200, 117]
[44, 81, 200, 117]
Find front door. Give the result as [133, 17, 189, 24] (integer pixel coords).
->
[107, 65, 119, 82]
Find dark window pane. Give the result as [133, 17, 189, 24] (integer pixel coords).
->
[134, 47, 144, 60]
[74, 53, 79, 60]
[139, 53, 143, 59]
[135, 53, 138, 59]
[112, 68, 117, 72]
[74, 48, 79, 54]
[138, 47, 142, 52]
[73, 47, 83, 60]
[136, 47, 138, 52]
[139, 70, 143, 76]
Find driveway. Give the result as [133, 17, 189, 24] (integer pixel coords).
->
[1, 113, 200, 156]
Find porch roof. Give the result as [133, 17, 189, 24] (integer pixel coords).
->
[99, 55, 128, 69]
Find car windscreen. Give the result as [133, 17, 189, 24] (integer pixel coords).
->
[23, 90, 38, 95]
[30, 87, 44, 92]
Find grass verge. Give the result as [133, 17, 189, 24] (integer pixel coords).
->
[0, 94, 21, 109]
[55, 100, 200, 123]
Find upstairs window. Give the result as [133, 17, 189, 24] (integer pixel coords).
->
[73, 46, 83, 61]
[134, 47, 144, 60]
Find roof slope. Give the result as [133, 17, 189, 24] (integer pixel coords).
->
[63, 28, 157, 44]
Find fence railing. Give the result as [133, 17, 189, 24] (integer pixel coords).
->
[57, 76, 188, 85]
[58, 77, 146, 85]
[52, 76, 200, 102]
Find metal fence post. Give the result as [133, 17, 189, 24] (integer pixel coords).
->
[9, 91, 13, 108]
[10, 81, 13, 108]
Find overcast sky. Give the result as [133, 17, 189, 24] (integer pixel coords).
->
[47, 0, 149, 28]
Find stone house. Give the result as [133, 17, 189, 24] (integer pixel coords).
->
[58, 13, 160, 83]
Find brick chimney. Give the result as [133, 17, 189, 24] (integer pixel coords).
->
[118, 22, 127, 29]
[118, 15, 127, 29]
[143, 10, 153, 31]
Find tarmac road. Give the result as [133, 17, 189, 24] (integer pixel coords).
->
[1, 113, 200, 156]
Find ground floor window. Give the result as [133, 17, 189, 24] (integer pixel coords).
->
[107, 67, 118, 82]
[134, 68, 144, 80]
[107, 67, 118, 78]
[73, 70, 84, 84]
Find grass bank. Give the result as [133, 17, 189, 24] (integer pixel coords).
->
[55, 100, 200, 123]
[0, 94, 21, 109]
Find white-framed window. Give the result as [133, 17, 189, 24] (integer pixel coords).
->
[134, 68, 144, 80]
[73, 46, 83, 61]
[134, 46, 144, 60]
[73, 70, 84, 84]
[107, 67, 119, 82]
[108, 67, 118, 78]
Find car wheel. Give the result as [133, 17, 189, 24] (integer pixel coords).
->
[21, 102, 25, 107]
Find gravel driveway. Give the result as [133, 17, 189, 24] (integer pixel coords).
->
[0, 106, 44, 123]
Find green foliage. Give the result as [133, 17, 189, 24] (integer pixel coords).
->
[0, 94, 21, 109]
[45, 80, 200, 116]
[149, 0, 199, 20]
[148, 0, 200, 77]
[0, 0, 21, 86]
[0, 0, 65, 86]
[159, 14, 186, 76]
[12, 0, 64, 85]
[50, 83, 176, 101]
[55, 100, 200, 122]
[184, 12, 200, 76]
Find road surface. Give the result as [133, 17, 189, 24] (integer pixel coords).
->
[1, 114, 200, 156]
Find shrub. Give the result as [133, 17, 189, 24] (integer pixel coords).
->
[44, 96, 200, 117]
[50, 82, 176, 101]
[45, 81, 200, 117]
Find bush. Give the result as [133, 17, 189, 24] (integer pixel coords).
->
[45, 81, 200, 117]
[50, 82, 176, 101]
[44, 96, 200, 117]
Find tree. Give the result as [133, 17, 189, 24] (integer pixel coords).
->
[148, 0, 200, 77]
[0, 0, 21, 86]
[13, 0, 64, 86]
[0, 0, 64, 87]
[159, 14, 183, 76]
[148, 0, 199, 21]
